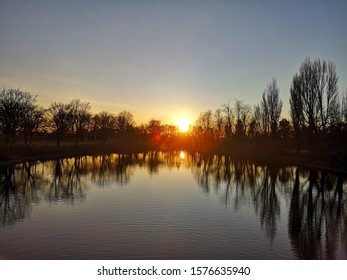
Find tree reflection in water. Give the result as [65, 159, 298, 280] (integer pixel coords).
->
[289, 168, 347, 259]
[189, 153, 346, 258]
[0, 163, 39, 226]
[253, 166, 280, 241]
[46, 157, 85, 203]
[88, 154, 134, 187]
[191, 155, 281, 240]
[0, 151, 346, 259]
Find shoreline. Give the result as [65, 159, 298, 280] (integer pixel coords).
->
[0, 142, 346, 173]
[0, 142, 149, 168]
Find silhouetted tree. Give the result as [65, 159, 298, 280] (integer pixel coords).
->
[290, 78, 305, 151]
[291, 59, 318, 138]
[146, 119, 162, 136]
[278, 118, 292, 139]
[71, 99, 91, 145]
[195, 110, 213, 138]
[222, 100, 234, 137]
[21, 106, 46, 145]
[92, 111, 116, 144]
[213, 108, 224, 139]
[261, 78, 282, 137]
[48, 101, 74, 146]
[290, 58, 339, 142]
[249, 105, 261, 138]
[316, 60, 339, 132]
[0, 88, 37, 143]
[115, 111, 135, 139]
[234, 100, 250, 138]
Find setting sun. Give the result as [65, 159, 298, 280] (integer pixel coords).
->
[175, 117, 191, 132]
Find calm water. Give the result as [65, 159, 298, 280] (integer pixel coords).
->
[0, 151, 346, 259]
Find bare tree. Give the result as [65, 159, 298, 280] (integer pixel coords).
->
[222, 100, 234, 137]
[195, 110, 213, 138]
[290, 76, 304, 151]
[213, 108, 224, 139]
[48, 102, 74, 146]
[278, 118, 292, 139]
[71, 99, 91, 145]
[290, 58, 339, 139]
[92, 111, 116, 144]
[115, 111, 135, 139]
[261, 78, 282, 136]
[315, 59, 339, 131]
[234, 99, 250, 138]
[249, 105, 261, 138]
[21, 106, 46, 145]
[296, 58, 318, 136]
[146, 119, 162, 136]
[0, 88, 37, 144]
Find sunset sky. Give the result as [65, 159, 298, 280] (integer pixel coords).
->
[1, 0, 346, 124]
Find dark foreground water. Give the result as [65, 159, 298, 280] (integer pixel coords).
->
[0, 151, 346, 259]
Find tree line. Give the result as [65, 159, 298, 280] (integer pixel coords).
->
[0, 90, 168, 146]
[193, 57, 347, 155]
[1, 57, 347, 155]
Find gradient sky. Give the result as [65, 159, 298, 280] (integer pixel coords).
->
[1, 0, 346, 124]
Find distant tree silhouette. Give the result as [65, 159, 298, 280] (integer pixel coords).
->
[92, 111, 116, 144]
[48, 101, 74, 146]
[249, 105, 261, 138]
[213, 108, 224, 139]
[234, 100, 250, 138]
[21, 106, 45, 145]
[0, 88, 37, 144]
[195, 110, 213, 139]
[261, 78, 282, 137]
[146, 119, 162, 136]
[316, 61, 339, 132]
[71, 99, 91, 145]
[278, 118, 292, 139]
[115, 111, 135, 140]
[222, 100, 234, 138]
[290, 77, 305, 152]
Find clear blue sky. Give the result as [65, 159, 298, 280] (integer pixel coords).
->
[1, 0, 346, 124]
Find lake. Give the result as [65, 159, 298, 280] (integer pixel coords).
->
[0, 151, 346, 259]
